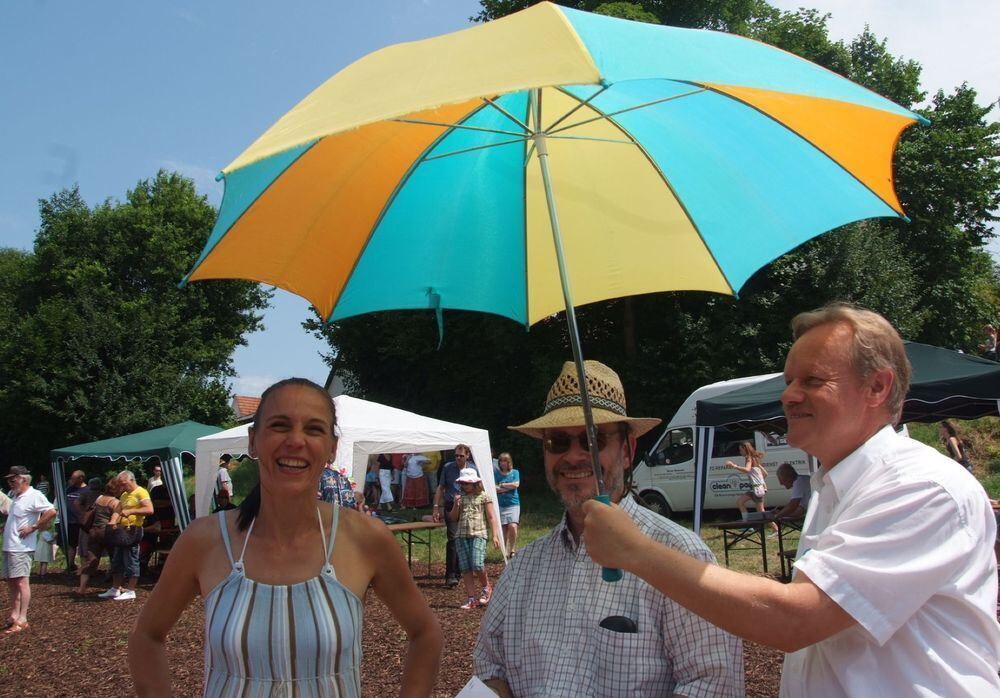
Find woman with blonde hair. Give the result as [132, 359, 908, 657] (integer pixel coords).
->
[725, 442, 776, 531]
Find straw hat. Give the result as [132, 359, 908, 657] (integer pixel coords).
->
[456, 467, 482, 484]
[511, 360, 661, 438]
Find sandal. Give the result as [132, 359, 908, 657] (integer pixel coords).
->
[2, 621, 28, 636]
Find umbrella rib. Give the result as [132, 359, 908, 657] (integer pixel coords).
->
[555, 89, 736, 295]
[421, 137, 531, 162]
[391, 118, 526, 138]
[547, 87, 708, 135]
[544, 85, 608, 132]
[545, 135, 636, 145]
[481, 97, 531, 133]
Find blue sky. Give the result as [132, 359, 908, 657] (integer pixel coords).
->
[1, 0, 996, 397]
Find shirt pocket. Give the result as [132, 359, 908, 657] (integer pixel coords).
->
[594, 625, 657, 696]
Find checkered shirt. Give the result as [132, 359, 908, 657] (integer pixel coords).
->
[474, 496, 744, 697]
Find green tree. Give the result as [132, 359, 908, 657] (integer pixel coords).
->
[0, 172, 270, 466]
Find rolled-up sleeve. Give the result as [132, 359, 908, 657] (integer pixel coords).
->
[795, 481, 971, 646]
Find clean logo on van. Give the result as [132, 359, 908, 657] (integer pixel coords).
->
[711, 475, 747, 492]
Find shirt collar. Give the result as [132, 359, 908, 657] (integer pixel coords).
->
[556, 494, 638, 550]
[817, 424, 896, 498]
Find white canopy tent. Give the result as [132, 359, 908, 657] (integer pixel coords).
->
[194, 395, 501, 547]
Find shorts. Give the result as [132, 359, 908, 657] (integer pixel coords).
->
[746, 491, 763, 504]
[456, 536, 486, 572]
[499, 505, 520, 526]
[2, 551, 33, 579]
[110, 543, 140, 580]
[67, 523, 81, 547]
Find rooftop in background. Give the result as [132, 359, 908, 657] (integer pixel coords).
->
[232, 395, 261, 424]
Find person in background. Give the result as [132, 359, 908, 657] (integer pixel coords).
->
[76, 478, 119, 596]
[139, 484, 176, 576]
[982, 324, 998, 361]
[32, 505, 57, 576]
[432, 444, 478, 587]
[449, 468, 500, 609]
[769, 463, 810, 522]
[215, 455, 235, 505]
[422, 451, 442, 502]
[3, 466, 56, 636]
[580, 303, 1000, 696]
[64, 470, 88, 574]
[401, 453, 430, 509]
[390, 453, 404, 503]
[35, 473, 50, 500]
[725, 441, 776, 532]
[129, 377, 442, 696]
[363, 455, 381, 509]
[493, 452, 521, 557]
[475, 361, 744, 696]
[377, 453, 395, 512]
[940, 420, 973, 472]
[98, 471, 152, 602]
[147, 462, 163, 490]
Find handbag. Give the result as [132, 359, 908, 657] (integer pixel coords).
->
[80, 505, 96, 534]
[104, 524, 143, 548]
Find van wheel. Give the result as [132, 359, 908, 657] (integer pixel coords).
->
[639, 491, 672, 518]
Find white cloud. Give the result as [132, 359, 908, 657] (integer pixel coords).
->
[768, 0, 1000, 108]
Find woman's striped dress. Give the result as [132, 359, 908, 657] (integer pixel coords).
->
[203, 508, 363, 697]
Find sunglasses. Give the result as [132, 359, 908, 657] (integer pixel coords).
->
[543, 429, 622, 454]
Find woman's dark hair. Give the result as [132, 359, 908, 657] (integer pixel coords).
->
[238, 378, 337, 531]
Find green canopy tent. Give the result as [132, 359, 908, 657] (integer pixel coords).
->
[50, 421, 224, 549]
[690, 342, 1000, 532]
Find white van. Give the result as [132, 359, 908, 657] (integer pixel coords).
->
[631, 374, 811, 517]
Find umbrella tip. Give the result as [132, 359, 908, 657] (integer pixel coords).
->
[215, 172, 224, 182]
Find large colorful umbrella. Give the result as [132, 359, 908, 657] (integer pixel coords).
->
[183, 2, 924, 574]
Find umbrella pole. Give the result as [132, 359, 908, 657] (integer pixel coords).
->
[530, 91, 606, 497]
[533, 96, 623, 583]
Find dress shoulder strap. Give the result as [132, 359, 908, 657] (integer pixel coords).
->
[217, 511, 234, 566]
[318, 504, 340, 579]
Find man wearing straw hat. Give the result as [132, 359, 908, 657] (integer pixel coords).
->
[474, 360, 743, 697]
[579, 304, 1000, 696]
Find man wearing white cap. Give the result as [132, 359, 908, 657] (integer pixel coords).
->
[474, 360, 743, 697]
[3, 466, 56, 636]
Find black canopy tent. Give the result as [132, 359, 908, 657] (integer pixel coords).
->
[690, 342, 1000, 532]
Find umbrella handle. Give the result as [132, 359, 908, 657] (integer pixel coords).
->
[594, 494, 623, 582]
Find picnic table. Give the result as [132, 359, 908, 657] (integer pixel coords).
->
[713, 514, 804, 576]
[388, 520, 444, 571]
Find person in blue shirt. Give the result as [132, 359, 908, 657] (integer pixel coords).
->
[493, 452, 521, 557]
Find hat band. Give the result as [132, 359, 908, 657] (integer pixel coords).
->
[544, 394, 627, 417]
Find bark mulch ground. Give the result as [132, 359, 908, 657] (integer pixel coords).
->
[0, 563, 793, 697]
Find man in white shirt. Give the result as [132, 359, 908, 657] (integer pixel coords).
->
[215, 455, 234, 505]
[147, 463, 163, 491]
[769, 463, 810, 521]
[3, 466, 56, 635]
[580, 303, 1000, 696]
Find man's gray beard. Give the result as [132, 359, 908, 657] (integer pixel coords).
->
[548, 460, 625, 514]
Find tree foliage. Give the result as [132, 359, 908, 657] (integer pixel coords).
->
[318, 1, 1000, 468]
[0, 172, 270, 466]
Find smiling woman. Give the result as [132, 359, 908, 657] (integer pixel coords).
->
[127, 378, 443, 698]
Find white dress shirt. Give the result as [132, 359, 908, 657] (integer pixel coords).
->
[781, 426, 1000, 697]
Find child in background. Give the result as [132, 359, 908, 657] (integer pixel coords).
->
[449, 468, 501, 609]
